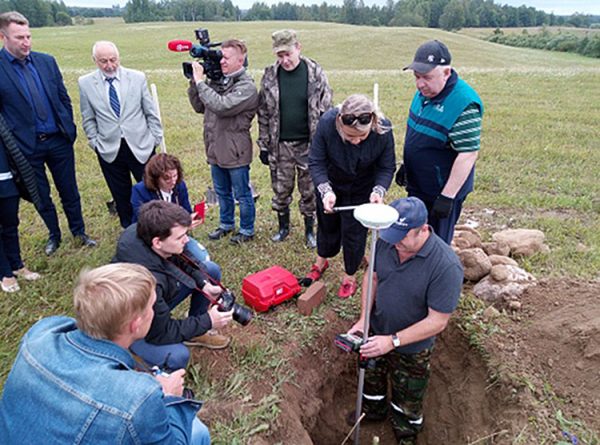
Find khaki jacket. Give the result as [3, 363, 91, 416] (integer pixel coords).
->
[188, 70, 258, 168]
[257, 56, 332, 153]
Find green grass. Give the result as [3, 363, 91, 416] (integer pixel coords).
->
[1, 19, 600, 443]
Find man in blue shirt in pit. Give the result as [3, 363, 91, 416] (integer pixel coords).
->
[347, 197, 463, 444]
[0, 263, 210, 444]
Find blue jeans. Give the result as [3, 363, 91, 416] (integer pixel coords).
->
[130, 263, 221, 370]
[186, 237, 210, 263]
[191, 417, 211, 445]
[210, 164, 255, 236]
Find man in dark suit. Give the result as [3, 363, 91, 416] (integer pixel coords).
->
[0, 11, 96, 255]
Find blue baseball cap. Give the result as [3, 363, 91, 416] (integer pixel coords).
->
[379, 197, 428, 244]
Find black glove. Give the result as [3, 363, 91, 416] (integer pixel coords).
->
[259, 150, 269, 166]
[395, 163, 407, 187]
[432, 195, 454, 219]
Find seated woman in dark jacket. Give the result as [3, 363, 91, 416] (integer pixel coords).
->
[131, 153, 220, 280]
[1, 140, 41, 293]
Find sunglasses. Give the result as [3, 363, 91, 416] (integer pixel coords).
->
[340, 112, 374, 126]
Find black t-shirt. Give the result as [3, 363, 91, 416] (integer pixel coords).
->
[369, 231, 463, 353]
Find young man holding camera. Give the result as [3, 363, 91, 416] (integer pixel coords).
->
[187, 39, 259, 245]
[0, 263, 209, 444]
[113, 200, 234, 370]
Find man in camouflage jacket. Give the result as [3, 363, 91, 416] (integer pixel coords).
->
[257, 29, 332, 248]
[188, 39, 259, 245]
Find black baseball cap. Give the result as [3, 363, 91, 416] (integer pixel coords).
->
[403, 40, 452, 73]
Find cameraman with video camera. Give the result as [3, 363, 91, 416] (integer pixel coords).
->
[187, 38, 259, 245]
[113, 200, 235, 371]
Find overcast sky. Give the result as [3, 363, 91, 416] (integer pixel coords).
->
[64, 0, 600, 16]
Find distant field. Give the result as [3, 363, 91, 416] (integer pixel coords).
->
[2, 20, 599, 443]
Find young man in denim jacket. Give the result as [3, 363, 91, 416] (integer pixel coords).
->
[0, 263, 210, 444]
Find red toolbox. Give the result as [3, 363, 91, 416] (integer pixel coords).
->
[241, 266, 301, 312]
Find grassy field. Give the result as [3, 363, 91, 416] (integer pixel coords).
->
[1, 18, 599, 443]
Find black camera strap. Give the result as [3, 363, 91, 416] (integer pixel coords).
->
[172, 253, 226, 307]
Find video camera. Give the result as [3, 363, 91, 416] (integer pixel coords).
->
[179, 28, 224, 82]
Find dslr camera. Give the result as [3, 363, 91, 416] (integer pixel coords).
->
[217, 289, 253, 326]
[182, 28, 224, 81]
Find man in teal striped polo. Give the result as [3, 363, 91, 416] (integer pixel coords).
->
[400, 40, 483, 244]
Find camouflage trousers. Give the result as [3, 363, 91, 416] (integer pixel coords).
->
[268, 140, 316, 217]
[362, 347, 432, 444]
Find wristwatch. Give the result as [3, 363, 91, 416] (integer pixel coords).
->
[391, 334, 400, 348]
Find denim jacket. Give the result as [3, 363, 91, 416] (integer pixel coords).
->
[0, 317, 201, 444]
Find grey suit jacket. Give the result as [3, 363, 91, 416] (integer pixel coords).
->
[78, 67, 163, 163]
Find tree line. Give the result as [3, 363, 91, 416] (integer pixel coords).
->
[1, 0, 599, 31]
[487, 28, 600, 58]
[122, 0, 599, 30]
[0, 0, 72, 26]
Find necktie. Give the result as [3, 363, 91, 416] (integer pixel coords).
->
[17, 59, 48, 121]
[107, 77, 120, 118]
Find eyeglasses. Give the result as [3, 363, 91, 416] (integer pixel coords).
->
[340, 112, 373, 126]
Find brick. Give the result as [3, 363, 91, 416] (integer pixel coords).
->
[297, 281, 327, 316]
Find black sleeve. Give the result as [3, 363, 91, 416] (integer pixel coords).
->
[144, 282, 212, 345]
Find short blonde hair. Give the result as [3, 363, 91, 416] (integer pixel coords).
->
[336, 94, 391, 139]
[74, 263, 156, 340]
[221, 39, 247, 55]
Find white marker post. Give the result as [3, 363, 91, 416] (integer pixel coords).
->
[373, 82, 379, 108]
[150, 83, 167, 153]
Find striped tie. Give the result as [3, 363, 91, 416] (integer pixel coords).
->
[107, 77, 120, 118]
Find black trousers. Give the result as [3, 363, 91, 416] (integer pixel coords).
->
[97, 139, 152, 228]
[315, 191, 368, 276]
[28, 134, 85, 240]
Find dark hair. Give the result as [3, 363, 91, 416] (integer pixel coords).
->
[136, 201, 191, 246]
[221, 39, 247, 55]
[143, 153, 184, 192]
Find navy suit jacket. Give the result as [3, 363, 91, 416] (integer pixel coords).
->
[0, 49, 76, 157]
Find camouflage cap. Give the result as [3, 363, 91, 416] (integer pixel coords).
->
[272, 29, 298, 53]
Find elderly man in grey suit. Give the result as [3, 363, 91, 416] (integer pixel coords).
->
[78, 41, 163, 228]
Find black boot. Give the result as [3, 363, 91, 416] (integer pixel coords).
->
[271, 210, 290, 242]
[304, 216, 317, 249]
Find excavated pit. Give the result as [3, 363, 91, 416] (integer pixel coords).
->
[305, 323, 514, 445]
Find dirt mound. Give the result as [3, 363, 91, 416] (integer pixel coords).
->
[483, 278, 600, 434]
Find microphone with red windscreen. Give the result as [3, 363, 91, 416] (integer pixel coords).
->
[167, 40, 193, 52]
